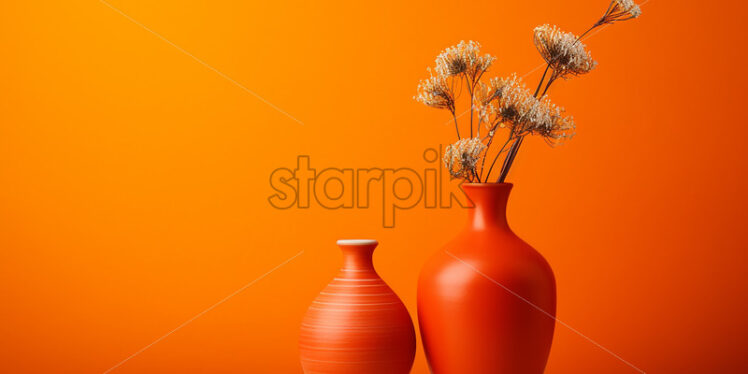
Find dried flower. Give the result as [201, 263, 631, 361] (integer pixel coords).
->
[435, 40, 495, 79]
[415, 0, 640, 182]
[476, 74, 575, 145]
[524, 97, 576, 145]
[443, 137, 486, 180]
[475, 76, 508, 106]
[534, 25, 597, 79]
[474, 80, 499, 124]
[600, 0, 642, 24]
[480, 74, 535, 131]
[414, 68, 455, 112]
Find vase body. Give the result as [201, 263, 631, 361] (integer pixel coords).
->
[418, 183, 556, 374]
[300, 239, 416, 374]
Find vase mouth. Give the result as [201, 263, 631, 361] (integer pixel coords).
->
[462, 182, 513, 188]
[336, 239, 378, 246]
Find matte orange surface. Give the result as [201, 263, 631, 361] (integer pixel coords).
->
[1, 0, 747, 373]
[419, 184, 556, 373]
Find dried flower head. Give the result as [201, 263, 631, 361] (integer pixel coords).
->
[524, 97, 576, 146]
[475, 74, 575, 145]
[475, 75, 510, 106]
[474, 81, 498, 124]
[480, 74, 535, 130]
[435, 40, 496, 79]
[600, 0, 642, 24]
[414, 68, 455, 112]
[534, 25, 597, 79]
[443, 137, 486, 180]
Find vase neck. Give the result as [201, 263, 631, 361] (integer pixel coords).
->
[337, 239, 378, 271]
[463, 184, 512, 230]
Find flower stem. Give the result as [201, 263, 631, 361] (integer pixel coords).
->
[484, 136, 513, 182]
[541, 74, 557, 97]
[576, 24, 597, 43]
[451, 110, 460, 139]
[479, 122, 500, 180]
[534, 65, 551, 97]
[471, 168, 481, 183]
[497, 135, 525, 183]
[469, 95, 474, 138]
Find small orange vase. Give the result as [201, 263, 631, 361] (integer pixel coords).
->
[299, 239, 416, 374]
[418, 183, 556, 373]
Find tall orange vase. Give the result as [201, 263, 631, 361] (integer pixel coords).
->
[299, 239, 416, 374]
[418, 183, 556, 373]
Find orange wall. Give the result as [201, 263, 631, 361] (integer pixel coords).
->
[2, 0, 747, 373]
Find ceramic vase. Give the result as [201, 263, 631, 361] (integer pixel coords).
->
[300, 239, 416, 374]
[417, 183, 556, 373]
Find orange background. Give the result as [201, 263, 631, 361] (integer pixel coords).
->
[2, 0, 747, 373]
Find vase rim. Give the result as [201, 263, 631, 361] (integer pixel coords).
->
[462, 182, 513, 187]
[337, 239, 378, 246]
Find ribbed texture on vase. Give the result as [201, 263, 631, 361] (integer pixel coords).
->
[299, 242, 415, 374]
